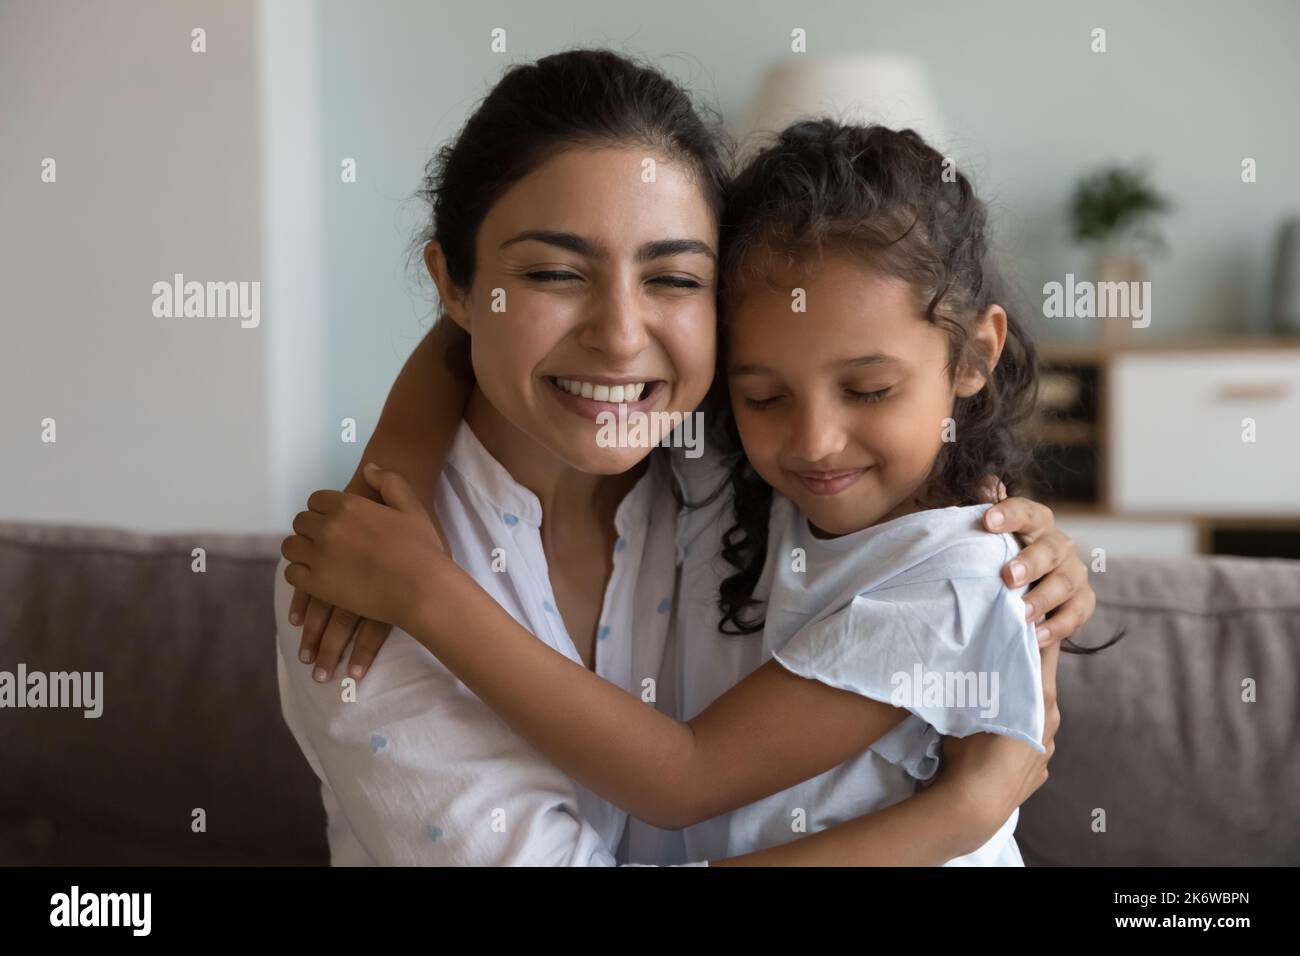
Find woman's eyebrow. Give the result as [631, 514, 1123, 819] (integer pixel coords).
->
[635, 238, 716, 263]
[500, 230, 604, 257]
[498, 231, 714, 263]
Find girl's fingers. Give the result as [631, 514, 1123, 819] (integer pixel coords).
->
[312, 607, 362, 682]
[306, 489, 345, 514]
[292, 509, 322, 540]
[298, 595, 334, 664]
[345, 618, 394, 681]
[280, 533, 312, 565]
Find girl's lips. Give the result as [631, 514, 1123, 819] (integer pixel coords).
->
[794, 468, 868, 496]
[544, 376, 667, 421]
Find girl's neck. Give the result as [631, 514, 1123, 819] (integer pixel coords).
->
[464, 387, 645, 529]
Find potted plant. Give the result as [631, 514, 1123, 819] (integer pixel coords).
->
[1069, 163, 1171, 341]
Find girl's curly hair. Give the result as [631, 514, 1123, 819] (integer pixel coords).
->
[710, 120, 1118, 654]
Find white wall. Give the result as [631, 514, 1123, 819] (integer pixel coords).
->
[0, 0, 271, 532]
[307, 0, 1300, 482]
[3, 0, 1298, 532]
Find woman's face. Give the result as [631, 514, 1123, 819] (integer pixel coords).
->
[440, 146, 718, 476]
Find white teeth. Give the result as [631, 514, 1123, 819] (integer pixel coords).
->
[553, 378, 649, 403]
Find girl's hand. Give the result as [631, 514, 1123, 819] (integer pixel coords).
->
[288, 470, 393, 682]
[939, 641, 1060, 838]
[282, 466, 450, 676]
[978, 478, 1095, 648]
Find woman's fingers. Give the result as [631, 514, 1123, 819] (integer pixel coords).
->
[1002, 527, 1074, 590]
[984, 496, 1053, 541]
[298, 595, 333, 664]
[312, 607, 362, 682]
[288, 587, 310, 628]
[345, 618, 394, 680]
[1021, 552, 1084, 624]
[1037, 588, 1097, 646]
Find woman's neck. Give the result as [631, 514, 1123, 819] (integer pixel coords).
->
[464, 387, 645, 529]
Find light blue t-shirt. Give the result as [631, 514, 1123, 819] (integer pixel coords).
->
[641, 468, 1044, 866]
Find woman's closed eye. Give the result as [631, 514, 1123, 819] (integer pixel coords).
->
[524, 270, 706, 290]
[526, 269, 583, 283]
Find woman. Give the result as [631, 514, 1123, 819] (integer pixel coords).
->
[275, 49, 1089, 865]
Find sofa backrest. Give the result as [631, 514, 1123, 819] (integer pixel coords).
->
[4, 521, 1297, 865]
[1016, 554, 1300, 866]
[0, 522, 326, 865]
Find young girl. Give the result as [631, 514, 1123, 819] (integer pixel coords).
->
[282, 120, 1061, 864]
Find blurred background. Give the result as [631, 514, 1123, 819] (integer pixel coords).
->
[3, 0, 1299, 557]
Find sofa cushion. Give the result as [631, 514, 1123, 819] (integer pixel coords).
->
[0, 522, 326, 865]
[1016, 555, 1300, 865]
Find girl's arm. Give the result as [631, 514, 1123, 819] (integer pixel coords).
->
[293, 322, 470, 680]
[415, 570, 905, 830]
[714, 738, 1016, 866]
[293, 484, 915, 830]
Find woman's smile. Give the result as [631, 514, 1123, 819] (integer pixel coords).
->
[543, 374, 668, 421]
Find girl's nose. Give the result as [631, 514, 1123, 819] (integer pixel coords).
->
[787, 396, 848, 466]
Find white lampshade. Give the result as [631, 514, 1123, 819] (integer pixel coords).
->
[742, 55, 948, 155]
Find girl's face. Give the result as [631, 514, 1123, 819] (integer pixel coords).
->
[728, 255, 973, 537]
[438, 146, 718, 476]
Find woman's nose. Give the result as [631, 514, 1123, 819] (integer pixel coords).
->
[576, 281, 651, 361]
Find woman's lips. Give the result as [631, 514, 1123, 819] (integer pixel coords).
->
[544, 376, 666, 421]
[794, 468, 868, 496]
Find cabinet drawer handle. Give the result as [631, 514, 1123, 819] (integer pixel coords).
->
[1216, 381, 1292, 401]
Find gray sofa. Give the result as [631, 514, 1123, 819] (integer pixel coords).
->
[2, 520, 1297, 866]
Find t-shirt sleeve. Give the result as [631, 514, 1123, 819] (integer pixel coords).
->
[771, 572, 1046, 754]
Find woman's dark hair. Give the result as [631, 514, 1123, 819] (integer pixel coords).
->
[712, 120, 1121, 655]
[410, 48, 731, 379]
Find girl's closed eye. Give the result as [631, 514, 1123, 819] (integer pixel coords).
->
[846, 386, 891, 403]
[743, 392, 785, 411]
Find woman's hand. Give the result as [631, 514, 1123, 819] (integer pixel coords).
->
[282, 466, 450, 679]
[978, 479, 1095, 648]
[938, 641, 1061, 842]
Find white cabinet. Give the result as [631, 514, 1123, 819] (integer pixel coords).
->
[1055, 516, 1199, 560]
[1111, 351, 1300, 514]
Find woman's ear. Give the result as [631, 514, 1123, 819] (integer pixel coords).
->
[954, 304, 1008, 398]
[424, 241, 471, 332]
